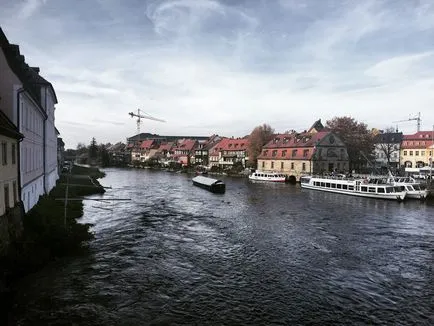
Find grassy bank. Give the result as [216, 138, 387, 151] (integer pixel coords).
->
[1, 165, 105, 286]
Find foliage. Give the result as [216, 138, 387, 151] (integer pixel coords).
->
[326, 116, 375, 172]
[88, 137, 98, 160]
[247, 123, 275, 168]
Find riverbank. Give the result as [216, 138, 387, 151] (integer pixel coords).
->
[0, 165, 105, 324]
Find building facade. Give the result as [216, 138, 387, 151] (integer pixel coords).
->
[257, 127, 349, 181]
[0, 28, 59, 212]
[400, 131, 434, 169]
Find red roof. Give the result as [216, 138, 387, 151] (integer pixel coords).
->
[258, 148, 315, 160]
[174, 139, 197, 151]
[402, 131, 434, 149]
[214, 138, 249, 151]
[263, 131, 328, 149]
[158, 142, 174, 151]
[140, 140, 155, 149]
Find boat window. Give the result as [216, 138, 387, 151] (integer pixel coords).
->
[342, 185, 348, 190]
[326, 183, 330, 187]
[361, 186, 367, 192]
[314, 181, 319, 186]
[377, 188, 385, 193]
[413, 185, 421, 190]
[368, 187, 376, 193]
[348, 186, 354, 190]
[394, 186, 401, 192]
[331, 183, 336, 188]
[320, 182, 325, 187]
[337, 184, 342, 189]
[386, 187, 392, 193]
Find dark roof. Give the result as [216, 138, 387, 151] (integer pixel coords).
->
[0, 28, 57, 108]
[374, 132, 403, 144]
[308, 119, 325, 133]
[127, 133, 209, 142]
[0, 110, 23, 139]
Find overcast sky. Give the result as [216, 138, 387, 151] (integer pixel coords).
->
[1, 0, 434, 148]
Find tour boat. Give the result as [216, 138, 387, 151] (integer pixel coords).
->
[370, 175, 429, 200]
[300, 175, 406, 201]
[249, 170, 286, 183]
[192, 176, 225, 194]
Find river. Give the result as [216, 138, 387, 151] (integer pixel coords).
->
[10, 168, 434, 325]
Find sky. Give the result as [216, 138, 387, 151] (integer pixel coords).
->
[1, 0, 434, 148]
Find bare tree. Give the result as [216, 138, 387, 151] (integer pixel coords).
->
[376, 127, 400, 170]
[247, 123, 275, 168]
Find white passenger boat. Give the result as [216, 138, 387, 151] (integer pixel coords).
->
[300, 175, 406, 201]
[375, 175, 429, 200]
[249, 170, 286, 183]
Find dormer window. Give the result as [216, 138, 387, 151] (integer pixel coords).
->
[283, 138, 288, 143]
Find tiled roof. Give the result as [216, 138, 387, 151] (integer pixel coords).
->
[174, 139, 197, 151]
[0, 110, 23, 139]
[402, 131, 434, 140]
[158, 142, 174, 151]
[258, 148, 315, 160]
[215, 138, 249, 151]
[0, 28, 57, 107]
[374, 132, 403, 144]
[140, 139, 155, 149]
[263, 131, 328, 149]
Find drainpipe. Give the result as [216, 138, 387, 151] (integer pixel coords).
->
[16, 88, 25, 202]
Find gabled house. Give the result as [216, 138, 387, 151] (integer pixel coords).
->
[173, 139, 198, 167]
[194, 134, 222, 167]
[215, 137, 249, 169]
[155, 142, 175, 165]
[0, 28, 59, 212]
[373, 131, 402, 172]
[400, 131, 434, 169]
[257, 124, 349, 181]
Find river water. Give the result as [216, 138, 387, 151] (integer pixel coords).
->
[11, 168, 434, 325]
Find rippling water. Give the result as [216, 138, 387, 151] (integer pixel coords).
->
[11, 169, 434, 325]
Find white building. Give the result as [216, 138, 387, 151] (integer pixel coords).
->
[0, 28, 59, 212]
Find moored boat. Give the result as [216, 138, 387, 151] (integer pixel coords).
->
[249, 170, 286, 183]
[381, 175, 429, 200]
[192, 176, 226, 194]
[300, 175, 406, 201]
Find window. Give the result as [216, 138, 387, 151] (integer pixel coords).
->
[421, 151, 425, 156]
[280, 162, 284, 169]
[404, 151, 407, 155]
[262, 161, 265, 168]
[292, 149, 297, 157]
[291, 162, 294, 170]
[302, 162, 306, 171]
[271, 161, 274, 169]
[282, 150, 287, 157]
[12, 144, 16, 164]
[415, 151, 419, 156]
[263, 150, 268, 156]
[409, 151, 413, 156]
[12, 181, 17, 204]
[1, 142, 7, 165]
[303, 149, 309, 157]
[4, 184, 9, 209]
[272, 150, 277, 157]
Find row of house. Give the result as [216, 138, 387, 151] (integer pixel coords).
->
[0, 27, 60, 225]
[126, 120, 351, 180]
[373, 130, 434, 171]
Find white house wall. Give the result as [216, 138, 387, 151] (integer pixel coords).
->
[19, 92, 45, 212]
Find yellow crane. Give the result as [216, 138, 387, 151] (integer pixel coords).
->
[128, 109, 165, 135]
[393, 112, 421, 132]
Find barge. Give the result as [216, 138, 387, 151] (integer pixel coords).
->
[192, 176, 226, 194]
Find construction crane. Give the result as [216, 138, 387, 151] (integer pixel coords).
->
[128, 109, 165, 135]
[392, 112, 421, 132]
